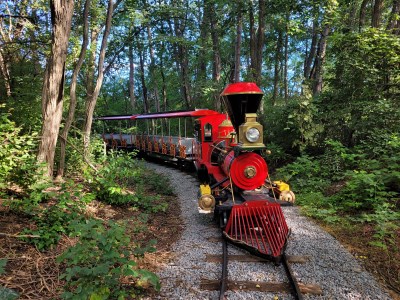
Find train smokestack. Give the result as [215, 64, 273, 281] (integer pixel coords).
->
[220, 82, 263, 135]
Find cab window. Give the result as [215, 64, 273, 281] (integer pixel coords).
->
[204, 123, 212, 142]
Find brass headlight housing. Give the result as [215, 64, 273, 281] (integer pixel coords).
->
[238, 113, 265, 149]
[245, 127, 260, 143]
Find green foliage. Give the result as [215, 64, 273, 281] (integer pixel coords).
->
[276, 155, 329, 194]
[263, 142, 292, 170]
[361, 203, 400, 250]
[321, 29, 400, 146]
[58, 219, 160, 300]
[0, 286, 19, 300]
[91, 153, 141, 206]
[0, 108, 39, 190]
[91, 152, 170, 212]
[0, 258, 7, 275]
[263, 95, 323, 155]
[278, 134, 400, 245]
[20, 182, 94, 250]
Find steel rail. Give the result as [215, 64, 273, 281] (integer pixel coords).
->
[219, 234, 228, 300]
[282, 253, 303, 300]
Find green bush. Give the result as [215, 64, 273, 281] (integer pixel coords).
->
[58, 219, 160, 300]
[20, 182, 94, 250]
[91, 153, 170, 212]
[0, 108, 39, 190]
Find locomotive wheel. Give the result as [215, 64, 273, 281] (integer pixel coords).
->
[279, 190, 296, 203]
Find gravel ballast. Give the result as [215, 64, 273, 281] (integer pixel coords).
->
[144, 161, 392, 300]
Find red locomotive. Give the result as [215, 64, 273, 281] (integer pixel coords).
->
[98, 82, 294, 262]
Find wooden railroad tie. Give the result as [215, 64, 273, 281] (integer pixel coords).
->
[200, 279, 323, 295]
[205, 254, 310, 264]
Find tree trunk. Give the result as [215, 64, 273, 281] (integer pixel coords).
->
[255, 0, 265, 84]
[128, 42, 136, 110]
[284, 13, 289, 103]
[139, 46, 149, 113]
[359, 0, 370, 31]
[57, 0, 90, 179]
[209, 2, 221, 83]
[272, 29, 282, 106]
[208, 0, 221, 110]
[0, 50, 11, 97]
[249, 2, 256, 80]
[372, 0, 384, 28]
[312, 24, 330, 95]
[147, 25, 160, 112]
[82, 0, 114, 160]
[37, 0, 74, 178]
[387, 0, 400, 31]
[159, 39, 168, 112]
[304, 19, 318, 80]
[197, 0, 208, 83]
[234, 8, 242, 83]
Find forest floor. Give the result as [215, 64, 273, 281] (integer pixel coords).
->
[0, 190, 183, 299]
[0, 186, 399, 299]
[318, 221, 400, 300]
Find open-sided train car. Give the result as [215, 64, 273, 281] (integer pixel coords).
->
[97, 82, 295, 262]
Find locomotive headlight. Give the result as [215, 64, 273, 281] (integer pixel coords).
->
[245, 127, 260, 143]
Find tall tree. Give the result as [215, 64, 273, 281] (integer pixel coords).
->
[37, 0, 74, 177]
[57, 0, 90, 178]
[128, 41, 136, 110]
[207, 0, 222, 110]
[372, 0, 384, 27]
[387, 0, 400, 31]
[233, 5, 243, 83]
[249, 0, 266, 85]
[82, 0, 114, 159]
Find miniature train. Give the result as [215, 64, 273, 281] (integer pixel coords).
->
[98, 82, 295, 262]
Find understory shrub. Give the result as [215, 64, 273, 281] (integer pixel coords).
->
[20, 182, 94, 250]
[91, 152, 171, 212]
[0, 108, 40, 190]
[277, 135, 400, 248]
[58, 219, 160, 300]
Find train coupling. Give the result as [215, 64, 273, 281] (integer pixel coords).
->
[198, 184, 215, 214]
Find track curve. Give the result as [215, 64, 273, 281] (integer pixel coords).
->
[143, 161, 393, 300]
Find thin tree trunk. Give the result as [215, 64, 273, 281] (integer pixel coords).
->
[313, 24, 330, 95]
[284, 13, 289, 103]
[147, 25, 160, 112]
[387, 0, 400, 31]
[304, 19, 318, 79]
[128, 42, 136, 110]
[160, 40, 168, 112]
[255, 0, 265, 84]
[249, 2, 256, 80]
[83, 0, 114, 160]
[139, 46, 149, 113]
[208, 0, 221, 110]
[272, 29, 282, 106]
[0, 50, 11, 97]
[234, 8, 242, 83]
[359, 0, 370, 31]
[57, 0, 90, 179]
[37, 0, 74, 178]
[209, 3, 221, 83]
[197, 0, 208, 83]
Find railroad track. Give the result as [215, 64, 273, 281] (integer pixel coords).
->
[200, 234, 322, 300]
